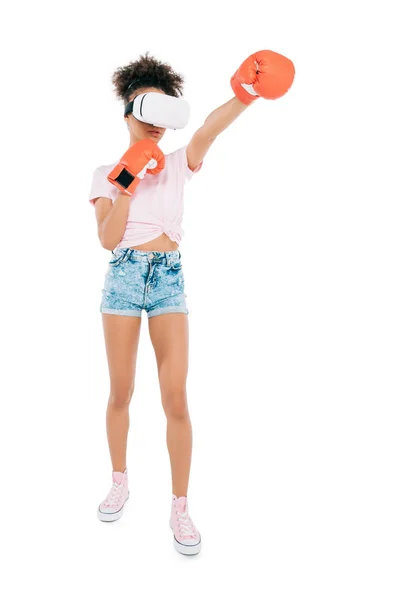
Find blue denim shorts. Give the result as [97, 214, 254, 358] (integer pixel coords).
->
[100, 248, 188, 318]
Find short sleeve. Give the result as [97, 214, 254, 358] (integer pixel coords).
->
[88, 166, 115, 205]
[176, 146, 203, 182]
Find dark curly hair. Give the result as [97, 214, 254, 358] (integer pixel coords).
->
[111, 52, 185, 106]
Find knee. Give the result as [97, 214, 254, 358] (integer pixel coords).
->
[108, 382, 134, 410]
[163, 388, 189, 421]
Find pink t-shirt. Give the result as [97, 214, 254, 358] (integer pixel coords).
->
[88, 145, 202, 248]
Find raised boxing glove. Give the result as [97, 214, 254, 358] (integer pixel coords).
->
[107, 138, 165, 196]
[231, 50, 295, 105]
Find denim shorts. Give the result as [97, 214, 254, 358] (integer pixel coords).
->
[100, 248, 189, 318]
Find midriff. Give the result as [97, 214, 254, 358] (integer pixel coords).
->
[129, 233, 179, 252]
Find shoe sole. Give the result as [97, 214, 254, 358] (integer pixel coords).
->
[170, 525, 202, 555]
[98, 495, 129, 522]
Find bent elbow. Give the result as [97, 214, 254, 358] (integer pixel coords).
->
[102, 241, 115, 252]
[99, 233, 115, 252]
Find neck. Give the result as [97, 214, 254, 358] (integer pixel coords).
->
[129, 135, 140, 147]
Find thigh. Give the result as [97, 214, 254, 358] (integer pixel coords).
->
[148, 313, 189, 397]
[146, 257, 189, 318]
[102, 314, 142, 395]
[101, 250, 145, 317]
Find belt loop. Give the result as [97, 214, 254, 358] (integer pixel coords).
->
[122, 248, 131, 263]
[178, 249, 181, 260]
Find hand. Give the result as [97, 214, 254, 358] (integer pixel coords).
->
[107, 138, 165, 196]
[231, 50, 295, 105]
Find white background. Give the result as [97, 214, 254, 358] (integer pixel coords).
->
[1, 0, 399, 598]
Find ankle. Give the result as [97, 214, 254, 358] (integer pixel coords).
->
[113, 467, 127, 474]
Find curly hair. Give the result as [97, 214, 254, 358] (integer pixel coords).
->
[111, 52, 185, 105]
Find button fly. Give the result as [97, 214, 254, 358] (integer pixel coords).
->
[148, 252, 154, 260]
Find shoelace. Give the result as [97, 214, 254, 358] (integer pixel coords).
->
[176, 510, 196, 538]
[104, 482, 123, 507]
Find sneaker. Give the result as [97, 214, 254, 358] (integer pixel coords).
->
[169, 494, 202, 555]
[98, 468, 129, 522]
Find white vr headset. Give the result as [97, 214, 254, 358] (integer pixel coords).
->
[124, 92, 190, 130]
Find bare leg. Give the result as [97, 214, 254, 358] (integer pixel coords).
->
[102, 314, 142, 472]
[148, 313, 191, 497]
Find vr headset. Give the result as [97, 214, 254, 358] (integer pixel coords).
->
[124, 92, 190, 130]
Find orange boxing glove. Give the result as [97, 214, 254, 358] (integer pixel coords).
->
[107, 138, 165, 196]
[231, 50, 295, 105]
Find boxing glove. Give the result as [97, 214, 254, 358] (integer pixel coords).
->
[231, 50, 295, 105]
[107, 138, 165, 196]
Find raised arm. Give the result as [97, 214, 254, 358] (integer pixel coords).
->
[186, 97, 249, 170]
[186, 50, 295, 171]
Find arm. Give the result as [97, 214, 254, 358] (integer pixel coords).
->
[186, 50, 295, 170]
[186, 97, 249, 170]
[94, 193, 131, 250]
[92, 140, 165, 250]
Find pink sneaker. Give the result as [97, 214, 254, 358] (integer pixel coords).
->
[98, 469, 129, 522]
[169, 494, 202, 555]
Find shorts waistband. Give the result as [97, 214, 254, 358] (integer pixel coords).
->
[111, 247, 181, 264]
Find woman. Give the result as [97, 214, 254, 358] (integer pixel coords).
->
[89, 51, 294, 555]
